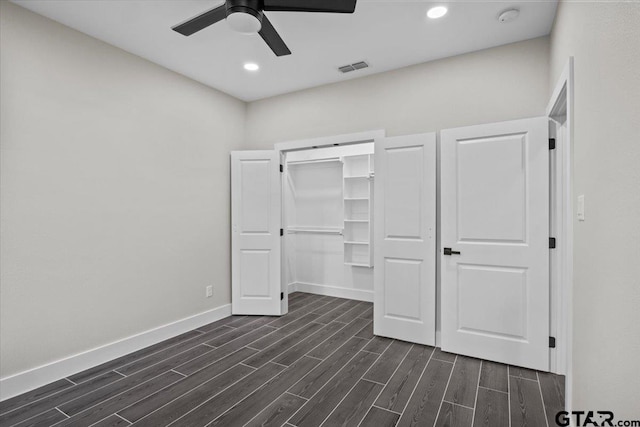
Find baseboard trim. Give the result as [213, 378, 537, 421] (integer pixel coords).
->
[289, 282, 373, 302]
[0, 304, 231, 401]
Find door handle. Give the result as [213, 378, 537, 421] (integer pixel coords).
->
[443, 248, 461, 256]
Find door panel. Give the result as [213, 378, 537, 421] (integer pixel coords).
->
[374, 133, 436, 345]
[231, 151, 282, 315]
[441, 117, 549, 371]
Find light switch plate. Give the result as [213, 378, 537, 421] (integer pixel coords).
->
[577, 195, 585, 221]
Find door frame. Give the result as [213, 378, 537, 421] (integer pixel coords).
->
[274, 130, 386, 312]
[547, 57, 574, 409]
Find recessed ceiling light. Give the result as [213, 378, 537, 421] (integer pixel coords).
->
[427, 6, 448, 19]
[244, 63, 260, 71]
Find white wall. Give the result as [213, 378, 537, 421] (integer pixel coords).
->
[0, 2, 246, 378]
[245, 36, 550, 148]
[549, 1, 640, 418]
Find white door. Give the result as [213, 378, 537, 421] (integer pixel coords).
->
[374, 133, 437, 345]
[440, 117, 549, 371]
[231, 151, 282, 315]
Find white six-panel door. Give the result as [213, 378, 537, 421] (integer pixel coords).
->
[440, 117, 549, 371]
[231, 151, 282, 315]
[374, 133, 437, 346]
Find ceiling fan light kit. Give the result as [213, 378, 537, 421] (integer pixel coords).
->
[172, 0, 358, 57]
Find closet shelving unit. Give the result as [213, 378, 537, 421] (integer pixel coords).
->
[343, 154, 374, 267]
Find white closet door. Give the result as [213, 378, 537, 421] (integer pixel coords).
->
[440, 117, 549, 371]
[231, 151, 282, 315]
[374, 133, 437, 345]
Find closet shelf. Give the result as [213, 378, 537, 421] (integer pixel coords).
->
[344, 262, 373, 268]
[344, 198, 369, 201]
[344, 175, 371, 179]
[344, 241, 370, 245]
[344, 219, 369, 223]
[288, 158, 342, 167]
[288, 227, 343, 235]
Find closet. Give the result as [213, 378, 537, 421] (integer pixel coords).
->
[283, 144, 375, 301]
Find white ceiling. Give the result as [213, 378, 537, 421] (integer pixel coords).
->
[12, 0, 557, 101]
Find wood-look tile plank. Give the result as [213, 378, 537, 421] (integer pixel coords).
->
[288, 337, 368, 399]
[176, 325, 277, 375]
[274, 321, 344, 366]
[435, 402, 473, 427]
[56, 371, 183, 427]
[509, 376, 548, 427]
[145, 363, 285, 427]
[363, 336, 393, 354]
[268, 298, 332, 329]
[243, 322, 325, 368]
[509, 366, 538, 381]
[358, 306, 373, 320]
[12, 408, 68, 427]
[539, 372, 565, 427]
[0, 379, 74, 415]
[123, 365, 252, 425]
[307, 318, 369, 359]
[198, 315, 248, 332]
[289, 351, 378, 427]
[375, 344, 433, 413]
[91, 414, 131, 427]
[244, 393, 306, 427]
[208, 356, 320, 426]
[396, 359, 453, 427]
[249, 313, 321, 350]
[287, 294, 323, 312]
[360, 406, 400, 427]
[310, 299, 350, 317]
[67, 330, 202, 384]
[333, 302, 372, 324]
[58, 344, 210, 416]
[314, 299, 361, 324]
[321, 379, 383, 427]
[364, 340, 413, 384]
[206, 317, 275, 347]
[432, 348, 457, 363]
[473, 387, 509, 427]
[479, 361, 508, 393]
[444, 356, 481, 408]
[0, 372, 124, 427]
[354, 321, 374, 339]
[116, 326, 233, 376]
[119, 347, 257, 423]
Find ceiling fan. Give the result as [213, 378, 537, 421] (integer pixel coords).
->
[171, 0, 358, 57]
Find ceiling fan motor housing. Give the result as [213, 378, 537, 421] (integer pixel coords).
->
[225, 0, 264, 34]
[226, 0, 264, 19]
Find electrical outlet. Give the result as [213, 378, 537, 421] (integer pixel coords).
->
[206, 286, 213, 298]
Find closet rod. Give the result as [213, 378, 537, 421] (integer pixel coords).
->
[287, 157, 342, 166]
[287, 227, 343, 235]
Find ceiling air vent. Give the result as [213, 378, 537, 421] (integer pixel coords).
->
[338, 61, 369, 74]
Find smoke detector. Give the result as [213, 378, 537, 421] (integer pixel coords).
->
[498, 8, 520, 23]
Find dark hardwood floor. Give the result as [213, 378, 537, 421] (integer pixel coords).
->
[0, 293, 564, 427]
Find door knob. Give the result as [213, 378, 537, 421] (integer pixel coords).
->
[443, 248, 461, 256]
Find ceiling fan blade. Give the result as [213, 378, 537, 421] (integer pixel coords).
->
[259, 16, 291, 57]
[263, 0, 357, 13]
[172, 5, 227, 36]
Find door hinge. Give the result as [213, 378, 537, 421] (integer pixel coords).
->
[549, 237, 556, 249]
[549, 138, 556, 150]
[279, 164, 283, 173]
[280, 228, 284, 236]
[549, 336, 556, 348]
[280, 292, 284, 301]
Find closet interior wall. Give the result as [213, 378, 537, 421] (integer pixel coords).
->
[284, 144, 375, 301]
